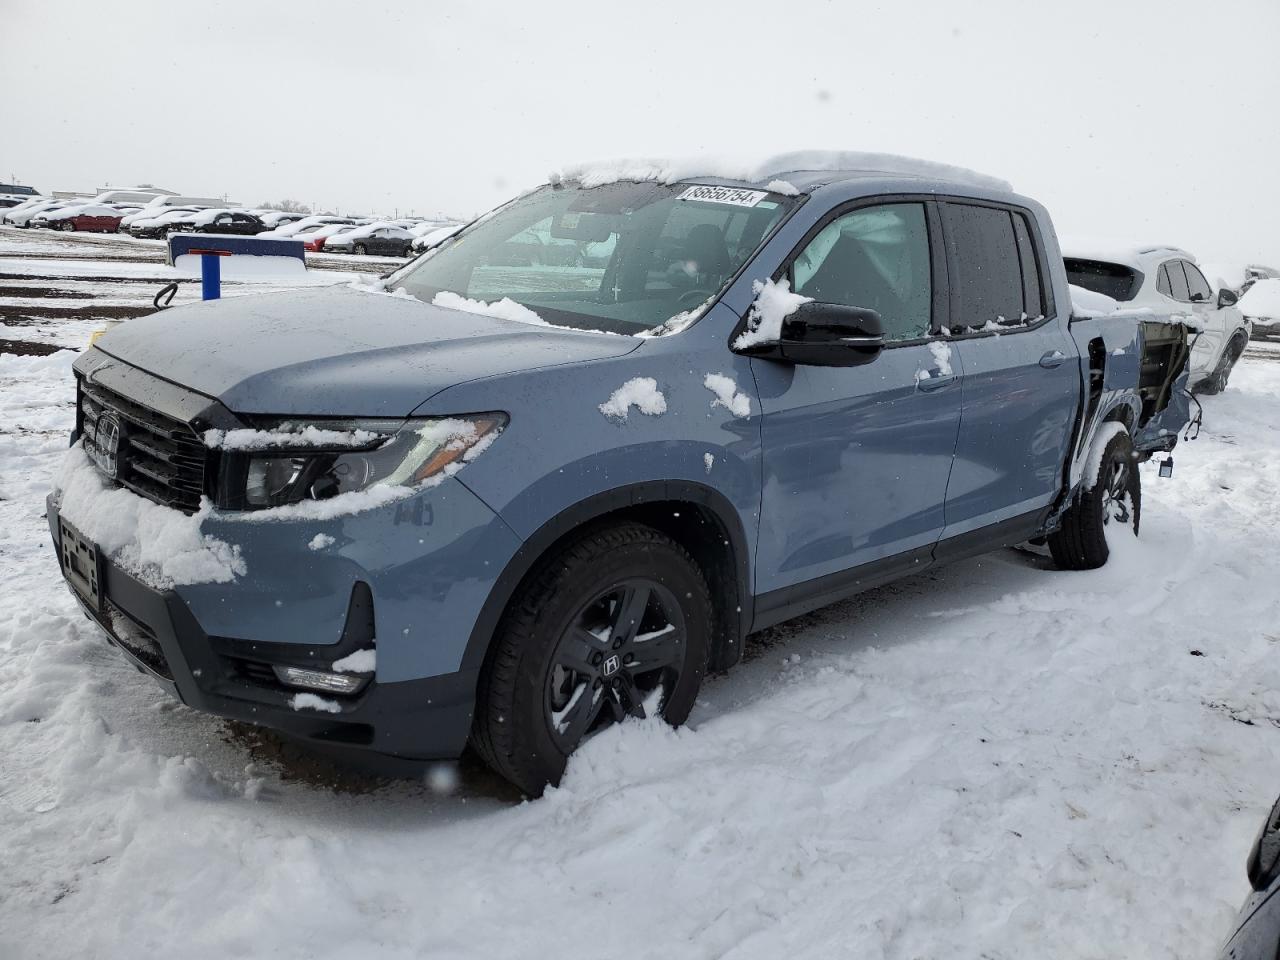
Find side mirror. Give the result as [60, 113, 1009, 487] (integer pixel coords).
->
[740, 301, 885, 367]
[1218, 287, 1239, 308]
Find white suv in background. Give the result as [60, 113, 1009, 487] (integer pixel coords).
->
[1064, 240, 1250, 394]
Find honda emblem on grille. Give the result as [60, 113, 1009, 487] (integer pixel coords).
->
[92, 413, 122, 479]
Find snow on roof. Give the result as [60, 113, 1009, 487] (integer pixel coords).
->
[552, 150, 1012, 193]
[1061, 236, 1195, 270]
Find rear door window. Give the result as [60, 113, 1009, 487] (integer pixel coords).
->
[942, 203, 1025, 328]
[1183, 261, 1213, 302]
[1163, 260, 1190, 301]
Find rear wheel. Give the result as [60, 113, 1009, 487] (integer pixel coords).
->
[1198, 334, 1247, 395]
[1049, 429, 1141, 570]
[471, 523, 711, 796]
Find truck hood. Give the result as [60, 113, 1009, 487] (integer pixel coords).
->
[92, 286, 640, 416]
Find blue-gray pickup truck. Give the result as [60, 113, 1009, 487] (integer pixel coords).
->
[49, 152, 1191, 794]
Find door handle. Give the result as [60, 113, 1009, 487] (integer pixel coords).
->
[916, 373, 956, 392]
[1039, 350, 1069, 368]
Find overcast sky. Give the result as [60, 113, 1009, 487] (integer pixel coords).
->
[2, 0, 1277, 264]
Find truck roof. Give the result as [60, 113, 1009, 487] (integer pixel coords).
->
[554, 150, 1013, 196]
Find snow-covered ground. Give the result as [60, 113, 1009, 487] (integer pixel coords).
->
[1, 233, 1279, 959]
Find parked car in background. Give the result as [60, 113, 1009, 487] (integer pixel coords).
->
[51, 156, 1193, 796]
[1215, 795, 1280, 958]
[257, 210, 308, 230]
[1238, 278, 1280, 339]
[0, 183, 41, 209]
[1063, 240, 1249, 394]
[321, 224, 415, 256]
[119, 205, 199, 233]
[129, 208, 209, 239]
[408, 222, 464, 254]
[176, 209, 269, 236]
[260, 215, 359, 239]
[31, 203, 129, 233]
[3, 198, 67, 227]
[298, 222, 364, 252]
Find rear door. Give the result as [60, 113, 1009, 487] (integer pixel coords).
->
[939, 201, 1078, 549]
[752, 199, 963, 601]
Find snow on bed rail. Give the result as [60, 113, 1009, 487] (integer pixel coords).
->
[554, 150, 1011, 192]
[1069, 284, 1156, 320]
[52, 445, 245, 589]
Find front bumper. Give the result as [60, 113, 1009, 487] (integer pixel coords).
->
[47, 489, 509, 760]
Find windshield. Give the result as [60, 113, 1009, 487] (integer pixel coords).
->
[392, 182, 794, 334]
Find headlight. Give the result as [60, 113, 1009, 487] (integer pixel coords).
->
[215, 415, 506, 510]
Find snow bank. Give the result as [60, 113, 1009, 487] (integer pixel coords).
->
[52, 445, 245, 589]
[733, 278, 812, 350]
[432, 290, 549, 326]
[1238, 278, 1280, 320]
[703, 373, 751, 417]
[555, 150, 1011, 192]
[599, 377, 667, 419]
[204, 425, 384, 451]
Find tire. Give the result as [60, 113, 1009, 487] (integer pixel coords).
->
[1049, 429, 1141, 570]
[354, 243, 367, 256]
[1197, 334, 1247, 395]
[61, 221, 75, 232]
[471, 522, 711, 796]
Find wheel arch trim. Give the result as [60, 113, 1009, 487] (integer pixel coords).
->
[459, 480, 752, 679]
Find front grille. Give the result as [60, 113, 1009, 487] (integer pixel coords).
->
[80, 379, 209, 513]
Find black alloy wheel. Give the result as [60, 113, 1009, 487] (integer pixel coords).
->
[544, 578, 687, 753]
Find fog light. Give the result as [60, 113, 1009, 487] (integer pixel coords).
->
[272, 665, 367, 695]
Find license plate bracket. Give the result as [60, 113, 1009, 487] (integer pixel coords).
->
[59, 517, 103, 612]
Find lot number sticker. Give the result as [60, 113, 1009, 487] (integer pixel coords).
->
[677, 185, 768, 207]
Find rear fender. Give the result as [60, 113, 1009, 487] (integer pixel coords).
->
[1059, 312, 1191, 504]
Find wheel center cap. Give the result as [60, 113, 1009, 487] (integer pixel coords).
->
[601, 654, 621, 677]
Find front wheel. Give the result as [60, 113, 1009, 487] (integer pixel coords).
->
[1049, 428, 1141, 570]
[471, 523, 711, 796]
[353, 243, 366, 256]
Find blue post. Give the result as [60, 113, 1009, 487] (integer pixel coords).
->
[201, 253, 221, 300]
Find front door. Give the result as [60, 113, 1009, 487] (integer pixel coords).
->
[752, 200, 962, 600]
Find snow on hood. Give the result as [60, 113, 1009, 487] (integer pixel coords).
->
[89, 285, 640, 417]
[553, 150, 1011, 193]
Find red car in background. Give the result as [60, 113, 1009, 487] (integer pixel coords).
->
[35, 203, 129, 233]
